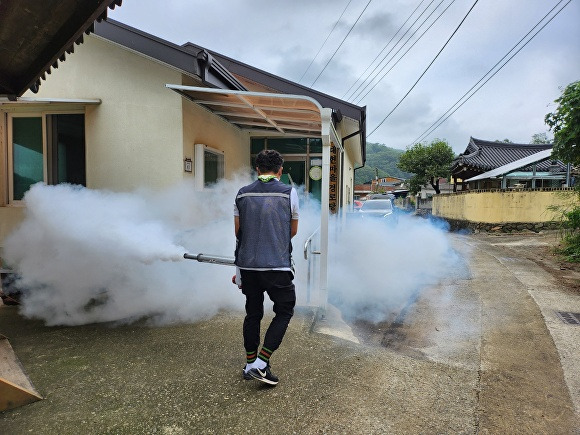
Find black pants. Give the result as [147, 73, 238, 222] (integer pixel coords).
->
[241, 270, 296, 355]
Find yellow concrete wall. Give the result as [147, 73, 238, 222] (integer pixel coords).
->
[432, 189, 578, 223]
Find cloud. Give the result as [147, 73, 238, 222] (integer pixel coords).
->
[352, 10, 399, 41]
[109, 0, 579, 150]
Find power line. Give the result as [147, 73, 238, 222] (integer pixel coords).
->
[298, 0, 353, 84]
[310, 0, 374, 87]
[367, 0, 480, 138]
[412, 0, 571, 144]
[341, 0, 430, 99]
[353, 0, 456, 105]
[410, 0, 572, 145]
[347, 0, 444, 102]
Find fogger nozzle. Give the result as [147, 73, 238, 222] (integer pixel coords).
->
[183, 253, 236, 266]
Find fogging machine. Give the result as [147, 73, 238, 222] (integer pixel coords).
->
[183, 253, 235, 266]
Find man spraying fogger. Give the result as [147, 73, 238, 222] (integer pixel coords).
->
[233, 150, 299, 386]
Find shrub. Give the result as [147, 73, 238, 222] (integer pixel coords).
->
[555, 187, 580, 262]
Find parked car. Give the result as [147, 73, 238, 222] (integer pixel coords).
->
[357, 199, 393, 218]
[354, 200, 363, 210]
[367, 193, 395, 201]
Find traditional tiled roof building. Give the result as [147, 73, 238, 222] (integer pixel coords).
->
[451, 137, 567, 190]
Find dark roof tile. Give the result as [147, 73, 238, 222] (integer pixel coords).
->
[452, 137, 555, 172]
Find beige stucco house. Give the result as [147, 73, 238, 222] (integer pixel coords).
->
[0, 19, 366, 246]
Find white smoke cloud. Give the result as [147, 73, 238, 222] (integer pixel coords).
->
[3, 176, 253, 325]
[3, 178, 462, 327]
[328, 213, 462, 323]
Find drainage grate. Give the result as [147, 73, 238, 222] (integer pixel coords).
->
[555, 311, 580, 325]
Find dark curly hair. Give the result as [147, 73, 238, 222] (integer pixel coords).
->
[255, 149, 284, 173]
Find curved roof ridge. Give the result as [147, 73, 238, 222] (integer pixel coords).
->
[471, 137, 553, 149]
[452, 136, 556, 175]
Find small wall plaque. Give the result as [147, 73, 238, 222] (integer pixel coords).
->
[184, 158, 192, 173]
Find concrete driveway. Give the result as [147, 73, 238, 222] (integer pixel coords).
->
[0, 231, 579, 434]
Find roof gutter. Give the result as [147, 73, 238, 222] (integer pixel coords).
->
[94, 19, 203, 78]
[342, 107, 367, 165]
[94, 20, 246, 92]
[196, 50, 246, 91]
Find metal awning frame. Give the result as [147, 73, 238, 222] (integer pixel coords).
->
[166, 84, 336, 137]
[167, 84, 341, 313]
[0, 97, 102, 113]
[0, 97, 101, 106]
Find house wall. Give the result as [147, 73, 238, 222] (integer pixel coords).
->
[0, 35, 249, 246]
[25, 35, 187, 191]
[342, 157, 355, 209]
[340, 116, 363, 209]
[0, 207, 24, 251]
[180, 91, 249, 180]
[432, 189, 577, 223]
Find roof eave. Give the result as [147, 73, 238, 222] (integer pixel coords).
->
[0, 0, 123, 99]
[94, 19, 246, 91]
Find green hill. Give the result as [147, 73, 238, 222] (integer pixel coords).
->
[355, 142, 412, 184]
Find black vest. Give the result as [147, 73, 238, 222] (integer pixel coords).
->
[235, 179, 292, 269]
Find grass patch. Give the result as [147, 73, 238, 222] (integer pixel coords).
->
[556, 232, 580, 263]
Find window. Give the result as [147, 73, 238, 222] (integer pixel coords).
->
[250, 138, 265, 154]
[266, 138, 307, 154]
[249, 137, 324, 200]
[11, 117, 43, 201]
[47, 114, 86, 187]
[250, 137, 322, 155]
[194, 144, 224, 188]
[8, 113, 85, 202]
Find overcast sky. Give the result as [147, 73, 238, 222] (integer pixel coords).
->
[109, 0, 579, 154]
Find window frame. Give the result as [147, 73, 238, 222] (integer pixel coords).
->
[7, 110, 85, 204]
[194, 143, 225, 190]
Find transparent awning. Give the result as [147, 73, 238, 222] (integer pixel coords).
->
[166, 84, 325, 136]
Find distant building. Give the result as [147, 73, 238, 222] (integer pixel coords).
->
[354, 176, 408, 200]
[451, 137, 570, 191]
[354, 182, 373, 200]
[417, 177, 457, 199]
[371, 176, 405, 192]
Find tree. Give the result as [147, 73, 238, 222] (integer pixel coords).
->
[494, 138, 513, 143]
[397, 139, 455, 194]
[530, 132, 551, 144]
[545, 80, 580, 262]
[545, 80, 580, 166]
[354, 142, 412, 184]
